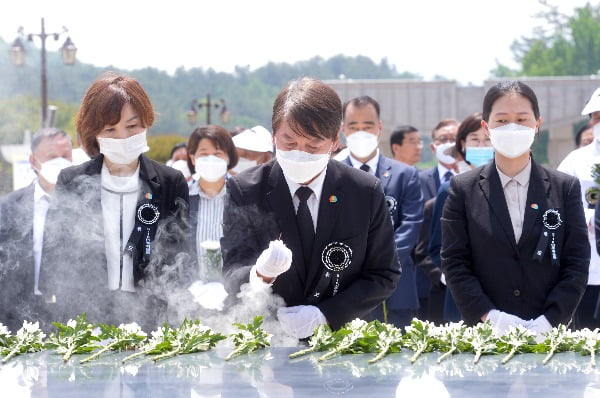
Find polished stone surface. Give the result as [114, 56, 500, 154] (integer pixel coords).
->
[2, 347, 600, 397]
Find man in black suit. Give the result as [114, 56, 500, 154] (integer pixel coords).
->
[221, 78, 400, 338]
[0, 128, 72, 332]
[340, 96, 423, 328]
[415, 119, 459, 322]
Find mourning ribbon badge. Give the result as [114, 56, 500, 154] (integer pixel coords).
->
[533, 208, 562, 266]
[309, 242, 352, 303]
[124, 196, 160, 263]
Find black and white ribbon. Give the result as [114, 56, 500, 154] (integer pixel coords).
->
[308, 242, 352, 302]
[533, 208, 562, 266]
[125, 201, 160, 263]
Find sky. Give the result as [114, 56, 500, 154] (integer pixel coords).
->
[0, 0, 593, 86]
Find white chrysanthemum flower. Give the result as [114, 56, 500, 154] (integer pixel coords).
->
[150, 328, 164, 340]
[67, 319, 77, 329]
[0, 323, 10, 336]
[348, 318, 367, 330]
[119, 322, 146, 337]
[200, 240, 220, 251]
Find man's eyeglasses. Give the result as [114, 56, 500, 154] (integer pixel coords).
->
[434, 136, 455, 145]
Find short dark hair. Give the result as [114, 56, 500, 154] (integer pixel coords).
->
[169, 143, 187, 159]
[76, 72, 155, 156]
[272, 77, 342, 141]
[482, 80, 540, 123]
[455, 112, 483, 158]
[431, 118, 460, 140]
[187, 125, 239, 173]
[575, 123, 591, 147]
[390, 125, 418, 150]
[31, 128, 71, 152]
[342, 96, 381, 119]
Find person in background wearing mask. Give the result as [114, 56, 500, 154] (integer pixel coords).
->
[441, 80, 589, 340]
[557, 87, 600, 330]
[414, 118, 459, 321]
[575, 124, 594, 149]
[41, 73, 192, 329]
[166, 143, 188, 167]
[390, 125, 423, 166]
[427, 112, 493, 323]
[340, 96, 423, 328]
[186, 125, 238, 278]
[0, 128, 72, 332]
[221, 78, 400, 339]
[231, 125, 273, 174]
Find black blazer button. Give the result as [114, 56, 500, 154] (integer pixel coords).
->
[513, 289, 521, 297]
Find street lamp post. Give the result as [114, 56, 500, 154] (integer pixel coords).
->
[187, 94, 229, 125]
[9, 18, 77, 128]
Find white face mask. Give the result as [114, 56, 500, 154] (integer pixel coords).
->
[232, 157, 257, 174]
[345, 130, 379, 159]
[193, 155, 228, 182]
[170, 159, 191, 180]
[97, 130, 149, 165]
[276, 148, 330, 184]
[435, 142, 456, 165]
[593, 123, 600, 142]
[489, 123, 536, 158]
[38, 157, 72, 185]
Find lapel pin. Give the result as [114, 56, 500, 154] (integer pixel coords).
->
[530, 203, 539, 209]
[329, 195, 338, 203]
[383, 171, 390, 178]
[145, 193, 153, 200]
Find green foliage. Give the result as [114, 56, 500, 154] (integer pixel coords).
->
[149, 319, 226, 362]
[79, 322, 147, 364]
[493, 2, 600, 77]
[146, 134, 189, 163]
[225, 316, 272, 361]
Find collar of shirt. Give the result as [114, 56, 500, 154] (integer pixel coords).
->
[101, 163, 140, 193]
[33, 179, 51, 203]
[348, 149, 380, 173]
[283, 163, 328, 207]
[497, 158, 532, 188]
[189, 181, 226, 200]
[436, 163, 456, 184]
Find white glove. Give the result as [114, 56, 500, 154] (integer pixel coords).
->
[528, 315, 552, 343]
[255, 240, 292, 278]
[277, 305, 327, 339]
[487, 309, 529, 337]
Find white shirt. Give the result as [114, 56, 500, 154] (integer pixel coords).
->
[497, 159, 531, 243]
[282, 166, 328, 233]
[437, 163, 457, 185]
[558, 140, 600, 284]
[33, 180, 51, 295]
[100, 164, 140, 292]
[348, 149, 380, 175]
[189, 181, 226, 278]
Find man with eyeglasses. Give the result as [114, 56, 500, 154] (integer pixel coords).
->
[414, 118, 459, 322]
[390, 125, 423, 166]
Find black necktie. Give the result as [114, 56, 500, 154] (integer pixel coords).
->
[443, 170, 453, 182]
[360, 164, 370, 173]
[296, 186, 315, 264]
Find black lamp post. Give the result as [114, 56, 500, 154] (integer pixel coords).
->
[9, 18, 77, 128]
[187, 94, 229, 125]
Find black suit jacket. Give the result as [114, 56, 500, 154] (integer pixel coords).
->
[221, 159, 401, 329]
[0, 183, 49, 331]
[441, 159, 589, 326]
[40, 154, 192, 327]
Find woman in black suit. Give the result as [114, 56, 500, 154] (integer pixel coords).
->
[441, 81, 589, 338]
[41, 73, 193, 328]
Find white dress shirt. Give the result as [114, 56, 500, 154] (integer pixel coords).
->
[437, 163, 457, 185]
[497, 159, 531, 243]
[282, 165, 328, 232]
[33, 181, 51, 295]
[348, 149, 380, 175]
[100, 164, 140, 292]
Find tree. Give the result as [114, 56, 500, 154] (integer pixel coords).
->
[492, 2, 600, 77]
